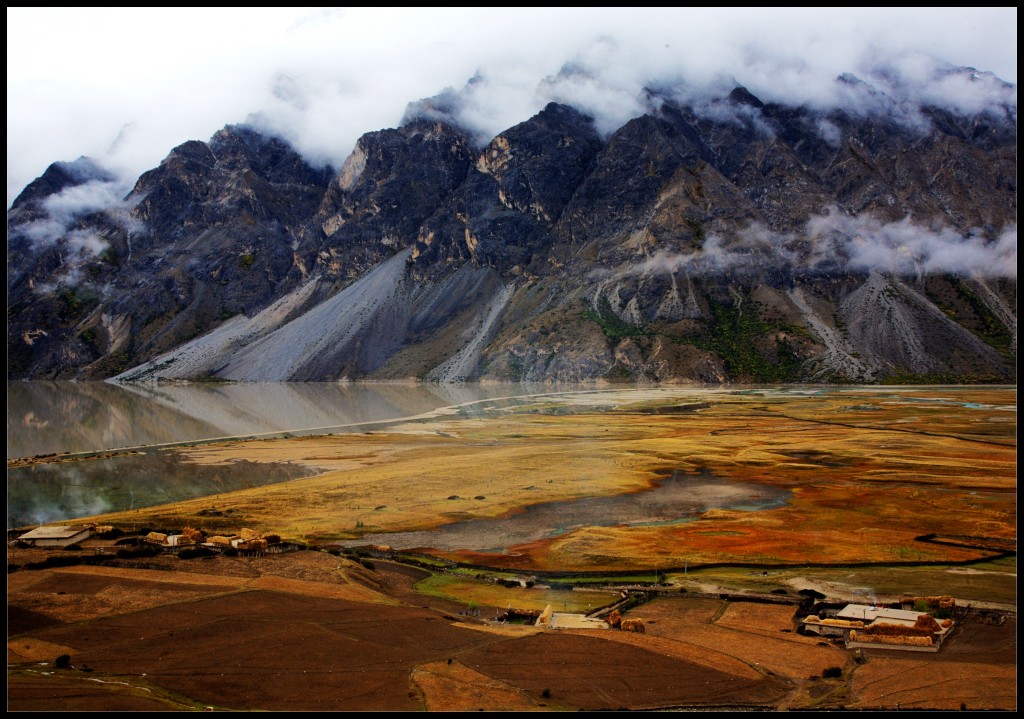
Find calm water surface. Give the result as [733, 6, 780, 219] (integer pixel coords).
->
[6, 381, 565, 458]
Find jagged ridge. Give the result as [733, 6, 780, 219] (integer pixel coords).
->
[7, 78, 1017, 384]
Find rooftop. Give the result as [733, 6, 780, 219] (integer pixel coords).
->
[18, 525, 92, 540]
[837, 604, 927, 625]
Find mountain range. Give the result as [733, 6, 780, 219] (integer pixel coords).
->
[7, 69, 1017, 384]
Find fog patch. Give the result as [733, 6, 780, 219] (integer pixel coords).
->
[8, 10, 1016, 207]
[16, 177, 139, 253]
[619, 210, 1016, 280]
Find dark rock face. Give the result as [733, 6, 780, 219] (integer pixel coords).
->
[7, 83, 1017, 384]
[8, 125, 332, 379]
[306, 119, 476, 281]
[413, 102, 602, 273]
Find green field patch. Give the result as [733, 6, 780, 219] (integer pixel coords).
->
[413, 574, 614, 613]
[964, 555, 1017, 573]
[554, 574, 662, 585]
[806, 564, 1018, 604]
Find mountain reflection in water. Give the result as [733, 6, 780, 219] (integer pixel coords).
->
[6, 381, 563, 458]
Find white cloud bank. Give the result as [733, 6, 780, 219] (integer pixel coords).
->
[7, 8, 1016, 208]
[623, 210, 1017, 280]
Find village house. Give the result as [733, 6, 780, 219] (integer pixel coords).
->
[17, 525, 93, 548]
[533, 604, 614, 630]
[801, 602, 954, 651]
[837, 604, 927, 625]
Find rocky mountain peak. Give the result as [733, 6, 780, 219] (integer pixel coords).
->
[7, 73, 1017, 384]
[9, 156, 116, 215]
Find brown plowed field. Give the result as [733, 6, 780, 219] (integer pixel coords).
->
[7, 551, 1016, 711]
[848, 612, 1018, 710]
[7, 557, 788, 711]
[634, 596, 850, 679]
[459, 631, 790, 710]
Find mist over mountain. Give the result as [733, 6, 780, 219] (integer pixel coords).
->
[7, 68, 1016, 384]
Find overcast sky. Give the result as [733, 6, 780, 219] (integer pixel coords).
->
[6, 7, 1017, 208]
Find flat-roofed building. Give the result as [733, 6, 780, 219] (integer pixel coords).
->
[837, 604, 927, 627]
[802, 603, 954, 651]
[17, 525, 92, 548]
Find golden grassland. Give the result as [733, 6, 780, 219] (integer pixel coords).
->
[78, 388, 1016, 574]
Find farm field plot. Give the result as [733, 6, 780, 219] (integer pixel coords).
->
[631, 597, 849, 679]
[458, 631, 790, 710]
[850, 657, 1017, 711]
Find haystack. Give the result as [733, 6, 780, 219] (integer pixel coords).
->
[621, 618, 646, 633]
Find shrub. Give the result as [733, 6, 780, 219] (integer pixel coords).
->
[178, 546, 214, 560]
[115, 545, 161, 559]
[822, 667, 843, 679]
[43, 555, 85, 568]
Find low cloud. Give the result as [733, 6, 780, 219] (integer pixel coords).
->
[401, 25, 1016, 149]
[7, 9, 1016, 207]
[623, 210, 1016, 280]
[18, 178, 134, 250]
[14, 175, 146, 294]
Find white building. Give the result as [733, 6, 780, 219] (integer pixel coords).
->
[837, 604, 927, 627]
[17, 525, 93, 548]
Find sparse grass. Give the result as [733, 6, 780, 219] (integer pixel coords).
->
[695, 299, 802, 382]
[580, 297, 650, 339]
